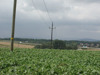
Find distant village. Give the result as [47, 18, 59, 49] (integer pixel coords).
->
[78, 43, 100, 49]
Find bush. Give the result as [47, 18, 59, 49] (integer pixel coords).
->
[66, 43, 78, 50]
[53, 40, 66, 49]
[35, 43, 51, 49]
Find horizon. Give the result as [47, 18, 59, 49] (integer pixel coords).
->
[0, 37, 100, 41]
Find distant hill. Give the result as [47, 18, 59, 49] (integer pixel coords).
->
[79, 38, 99, 41]
[0, 38, 100, 42]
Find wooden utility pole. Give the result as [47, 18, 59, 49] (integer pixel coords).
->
[49, 22, 55, 49]
[11, 0, 17, 51]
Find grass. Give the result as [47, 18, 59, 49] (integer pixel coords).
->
[0, 48, 100, 75]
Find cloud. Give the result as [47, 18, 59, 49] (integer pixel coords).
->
[0, 0, 100, 40]
[73, 0, 100, 3]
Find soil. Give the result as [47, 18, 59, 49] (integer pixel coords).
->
[0, 41, 34, 48]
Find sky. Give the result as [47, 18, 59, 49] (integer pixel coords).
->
[0, 0, 100, 40]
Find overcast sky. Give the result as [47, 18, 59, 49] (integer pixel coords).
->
[0, 0, 100, 40]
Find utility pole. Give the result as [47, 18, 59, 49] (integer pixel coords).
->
[11, 0, 17, 51]
[49, 22, 56, 49]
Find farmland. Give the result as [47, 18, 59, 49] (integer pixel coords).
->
[0, 48, 100, 75]
[0, 41, 34, 48]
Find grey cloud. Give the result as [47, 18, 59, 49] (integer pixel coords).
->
[72, 0, 100, 3]
[53, 17, 100, 26]
[22, 0, 72, 13]
[0, 0, 100, 40]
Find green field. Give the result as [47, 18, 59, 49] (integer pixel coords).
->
[0, 48, 100, 75]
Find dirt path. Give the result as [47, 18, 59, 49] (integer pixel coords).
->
[0, 41, 34, 48]
[87, 48, 100, 51]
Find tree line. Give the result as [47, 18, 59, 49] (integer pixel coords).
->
[35, 40, 78, 50]
[1, 38, 100, 49]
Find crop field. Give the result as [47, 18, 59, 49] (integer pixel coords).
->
[0, 48, 100, 75]
[0, 41, 34, 48]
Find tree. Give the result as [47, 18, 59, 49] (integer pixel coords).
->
[35, 42, 51, 49]
[66, 42, 78, 50]
[53, 40, 66, 49]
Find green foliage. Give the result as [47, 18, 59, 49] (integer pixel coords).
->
[34, 45, 41, 49]
[34, 40, 78, 50]
[35, 43, 51, 49]
[0, 48, 100, 75]
[53, 40, 66, 49]
[66, 42, 78, 50]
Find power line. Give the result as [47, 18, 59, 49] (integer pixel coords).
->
[32, 0, 55, 42]
[42, 0, 53, 23]
[32, 0, 49, 26]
